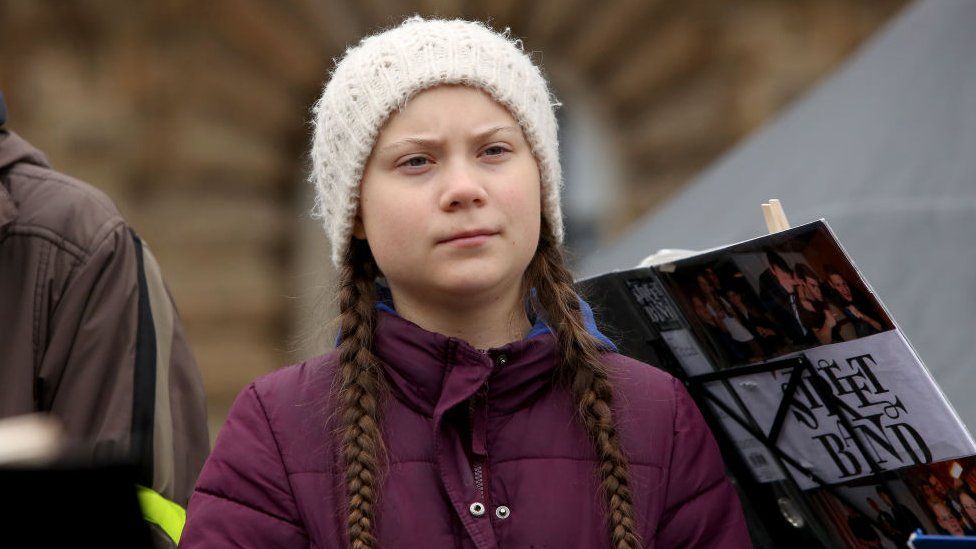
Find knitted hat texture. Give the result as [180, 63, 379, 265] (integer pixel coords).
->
[310, 16, 563, 267]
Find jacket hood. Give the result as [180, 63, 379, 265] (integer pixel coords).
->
[0, 130, 50, 173]
[371, 306, 619, 419]
[0, 131, 52, 230]
[363, 291, 618, 418]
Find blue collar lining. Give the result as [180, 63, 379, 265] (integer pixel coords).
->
[371, 285, 617, 351]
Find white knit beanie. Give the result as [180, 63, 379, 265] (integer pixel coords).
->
[310, 16, 564, 268]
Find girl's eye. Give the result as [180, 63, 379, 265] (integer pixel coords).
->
[482, 145, 510, 158]
[399, 156, 430, 169]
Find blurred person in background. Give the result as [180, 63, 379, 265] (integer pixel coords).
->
[0, 90, 210, 548]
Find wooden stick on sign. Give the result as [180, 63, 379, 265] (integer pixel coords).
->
[761, 203, 778, 234]
[769, 199, 791, 231]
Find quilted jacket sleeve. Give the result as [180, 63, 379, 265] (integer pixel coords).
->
[655, 378, 753, 548]
[180, 384, 308, 548]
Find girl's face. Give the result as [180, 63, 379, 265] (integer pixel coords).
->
[356, 85, 541, 307]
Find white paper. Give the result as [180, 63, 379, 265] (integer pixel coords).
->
[734, 331, 976, 489]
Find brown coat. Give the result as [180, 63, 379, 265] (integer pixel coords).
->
[0, 130, 210, 546]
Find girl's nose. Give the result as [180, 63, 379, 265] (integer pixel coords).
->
[439, 163, 488, 210]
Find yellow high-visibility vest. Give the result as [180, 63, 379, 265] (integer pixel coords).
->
[136, 485, 186, 544]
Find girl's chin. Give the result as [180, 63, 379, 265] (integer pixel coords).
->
[427, 266, 522, 295]
[433, 274, 513, 296]
[383, 258, 531, 301]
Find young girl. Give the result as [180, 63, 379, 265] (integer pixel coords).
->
[180, 17, 750, 548]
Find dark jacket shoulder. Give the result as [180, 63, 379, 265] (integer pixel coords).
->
[1, 131, 126, 256]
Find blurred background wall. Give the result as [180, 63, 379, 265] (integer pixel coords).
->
[0, 0, 906, 440]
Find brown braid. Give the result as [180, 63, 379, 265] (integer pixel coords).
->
[335, 240, 386, 549]
[526, 220, 642, 549]
[333, 227, 638, 547]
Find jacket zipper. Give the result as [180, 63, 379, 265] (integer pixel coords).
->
[469, 380, 490, 508]
[473, 459, 485, 503]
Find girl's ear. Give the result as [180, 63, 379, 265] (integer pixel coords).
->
[352, 214, 367, 240]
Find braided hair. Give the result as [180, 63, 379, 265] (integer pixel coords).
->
[333, 221, 640, 548]
[334, 240, 385, 549]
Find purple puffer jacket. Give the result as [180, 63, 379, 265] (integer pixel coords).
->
[181, 310, 751, 548]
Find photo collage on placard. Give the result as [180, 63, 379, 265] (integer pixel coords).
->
[807, 457, 976, 546]
[659, 223, 894, 370]
[900, 456, 976, 537]
[809, 473, 934, 548]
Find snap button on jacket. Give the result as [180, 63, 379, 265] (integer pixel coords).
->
[181, 311, 751, 548]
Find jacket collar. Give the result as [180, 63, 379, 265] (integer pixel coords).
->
[369, 297, 616, 418]
[372, 283, 617, 350]
[0, 130, 51, 230]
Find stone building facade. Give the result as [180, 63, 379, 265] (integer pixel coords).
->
[0, 0, 905, 436]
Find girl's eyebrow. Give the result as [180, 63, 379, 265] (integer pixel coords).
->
[378, 137, 440, 154]
[378, 125, 520, 153]
[473, 125, 519, 140]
